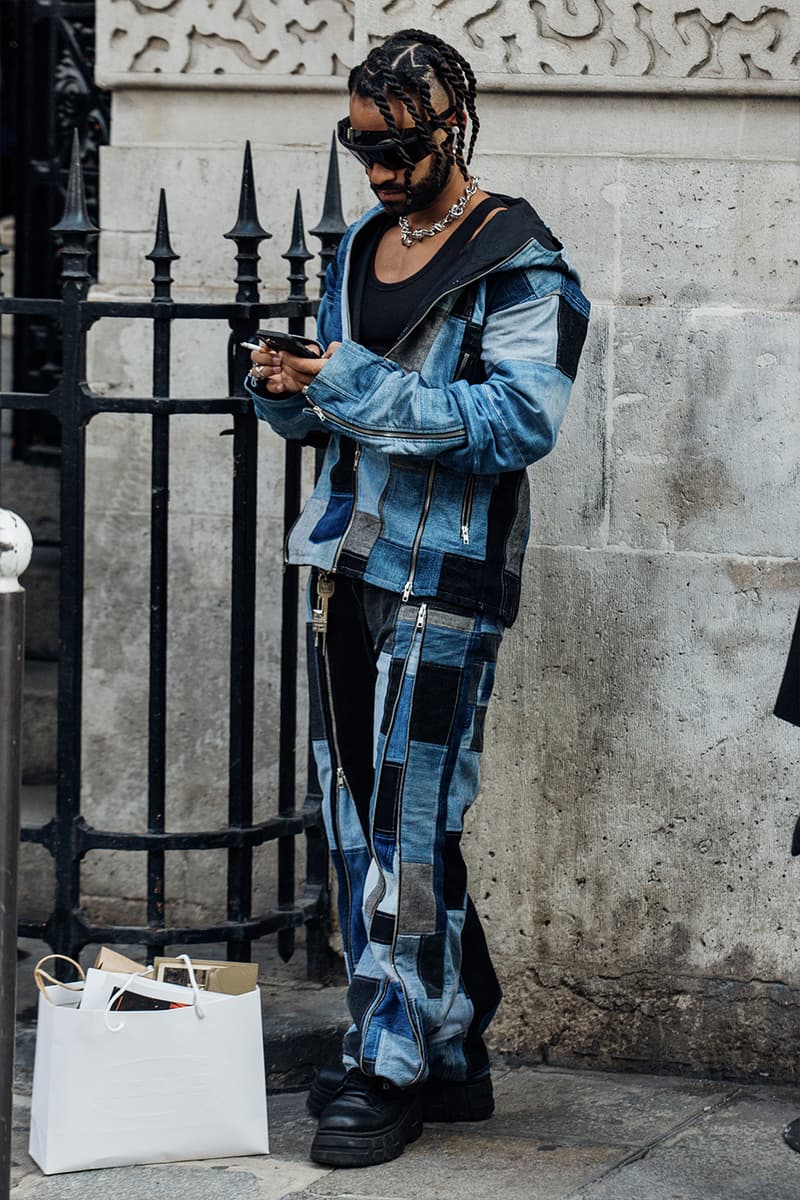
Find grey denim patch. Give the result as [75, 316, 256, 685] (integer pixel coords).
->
[343, 510, 382, 558]
[398, 862, 437, 934]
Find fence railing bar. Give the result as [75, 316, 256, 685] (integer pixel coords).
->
[16, 806, 323, 857]
[304, 152, 346, 973]
[0, 392, 60, 412]
[0, 299, 309, 323]
[143, 188, 179, 959]
[224, 143, 269, 962]
[19, 821, 56, 847]
[84, 301, 304, 321]
[277, 189, 315, 963]
[21, 896, 327, 951]
[71, 808, 321, 852]
[0, 298, 63, 317]
[226, 406, 258, 963]
[81, 396, 254, 418]
[50, 132, 98, 963]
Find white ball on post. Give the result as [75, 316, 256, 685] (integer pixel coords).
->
[0, 509, 33, 593]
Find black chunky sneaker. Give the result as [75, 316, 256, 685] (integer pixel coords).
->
[309, 1068, 423, 1167]
[308, 1063, 494, 1123]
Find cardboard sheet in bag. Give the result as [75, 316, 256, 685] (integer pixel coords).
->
[29, 984, 269, 1174]
[92, 946, 146, 975]
[152, 956, 258, 996]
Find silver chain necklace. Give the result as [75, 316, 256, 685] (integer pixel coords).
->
[398, 177, 479, 248]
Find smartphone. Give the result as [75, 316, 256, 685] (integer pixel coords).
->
[255, 329, 322, 358]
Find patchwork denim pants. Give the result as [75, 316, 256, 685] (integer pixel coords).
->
[308, 573, 504, 1088]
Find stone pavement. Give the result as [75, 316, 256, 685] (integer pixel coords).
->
[10, 1064, 800, 1199]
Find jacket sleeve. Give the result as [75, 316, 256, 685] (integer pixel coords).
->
[245, 376, 319, 442]
[247, 230, 349, 441]
[302, 275, 589, 475]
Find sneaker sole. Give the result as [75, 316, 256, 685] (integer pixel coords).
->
[309, 1108, 423, 1167]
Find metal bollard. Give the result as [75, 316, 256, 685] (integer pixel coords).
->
[0, 509, 32, 1200]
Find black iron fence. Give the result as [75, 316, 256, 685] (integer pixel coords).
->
[2, 0, 111, 452]
[0, 131, 347, 971]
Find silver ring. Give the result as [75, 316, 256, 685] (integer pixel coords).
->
[250, 364, 265, 380]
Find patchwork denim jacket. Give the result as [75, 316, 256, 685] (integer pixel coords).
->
[248, 195, 590, 627]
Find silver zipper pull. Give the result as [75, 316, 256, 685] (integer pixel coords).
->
[402, 580, 413, 603]
[416, 603, 427, 631]
[305, 402, 327, 422]
[336, 767, 345, 789]
[353, 446, 362, 469]
[460, 525, 470, 545]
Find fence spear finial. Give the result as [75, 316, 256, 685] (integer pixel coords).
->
[282, 190, 313, 303]
[310, 133, 347, 297]
[51, 129, 98, 288]
[51, 129, 98, 237]
[224, 142, 270, 303]
[146, 189, 179, 301]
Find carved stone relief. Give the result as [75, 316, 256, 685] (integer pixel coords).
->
[367, 0, 800, 83]
[97, 0, 799, 87]
[99, 0, 355, 77]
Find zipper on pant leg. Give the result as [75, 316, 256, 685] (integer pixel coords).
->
[319, 623, 355, 977]
[361, 600, 429, 1080]
[393, 600, 428, 1082]
[357, 977, 389, 1071]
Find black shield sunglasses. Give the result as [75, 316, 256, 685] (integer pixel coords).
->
[336, 107, 456, 171]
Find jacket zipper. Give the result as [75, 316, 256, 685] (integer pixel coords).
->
[402, 462, 436, 602]
[332, 444, 361, 571]
[460, 474, 475, 545]
[303, 401, 465, 444]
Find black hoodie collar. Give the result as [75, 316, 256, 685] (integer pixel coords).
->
[347, 194, 563, 354]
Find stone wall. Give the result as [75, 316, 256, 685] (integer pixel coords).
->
[84, 2, 800, 1077]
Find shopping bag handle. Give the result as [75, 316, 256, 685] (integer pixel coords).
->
[104, 967, 159, 1033]
[175, 954, 206, 1019]
[34, 954, 86, 1002]
[104, 953, 206, 1032]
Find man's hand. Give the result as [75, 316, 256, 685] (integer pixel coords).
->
[250, 342, 342, 396]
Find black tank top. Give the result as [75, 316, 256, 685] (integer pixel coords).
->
[352, 196, 506, 357]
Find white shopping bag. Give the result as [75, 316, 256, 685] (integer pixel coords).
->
[29, 956, 269, 1174]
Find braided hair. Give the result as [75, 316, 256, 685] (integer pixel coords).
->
[348, 30, 480, 185]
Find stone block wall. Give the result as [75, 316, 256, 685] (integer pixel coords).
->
[82, 2, 800, 1077]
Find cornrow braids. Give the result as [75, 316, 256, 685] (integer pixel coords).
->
[348, 29, 480, 182]
[365, 55, 430, 193]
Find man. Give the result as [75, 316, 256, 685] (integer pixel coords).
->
[247, 29, 589, 1167]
